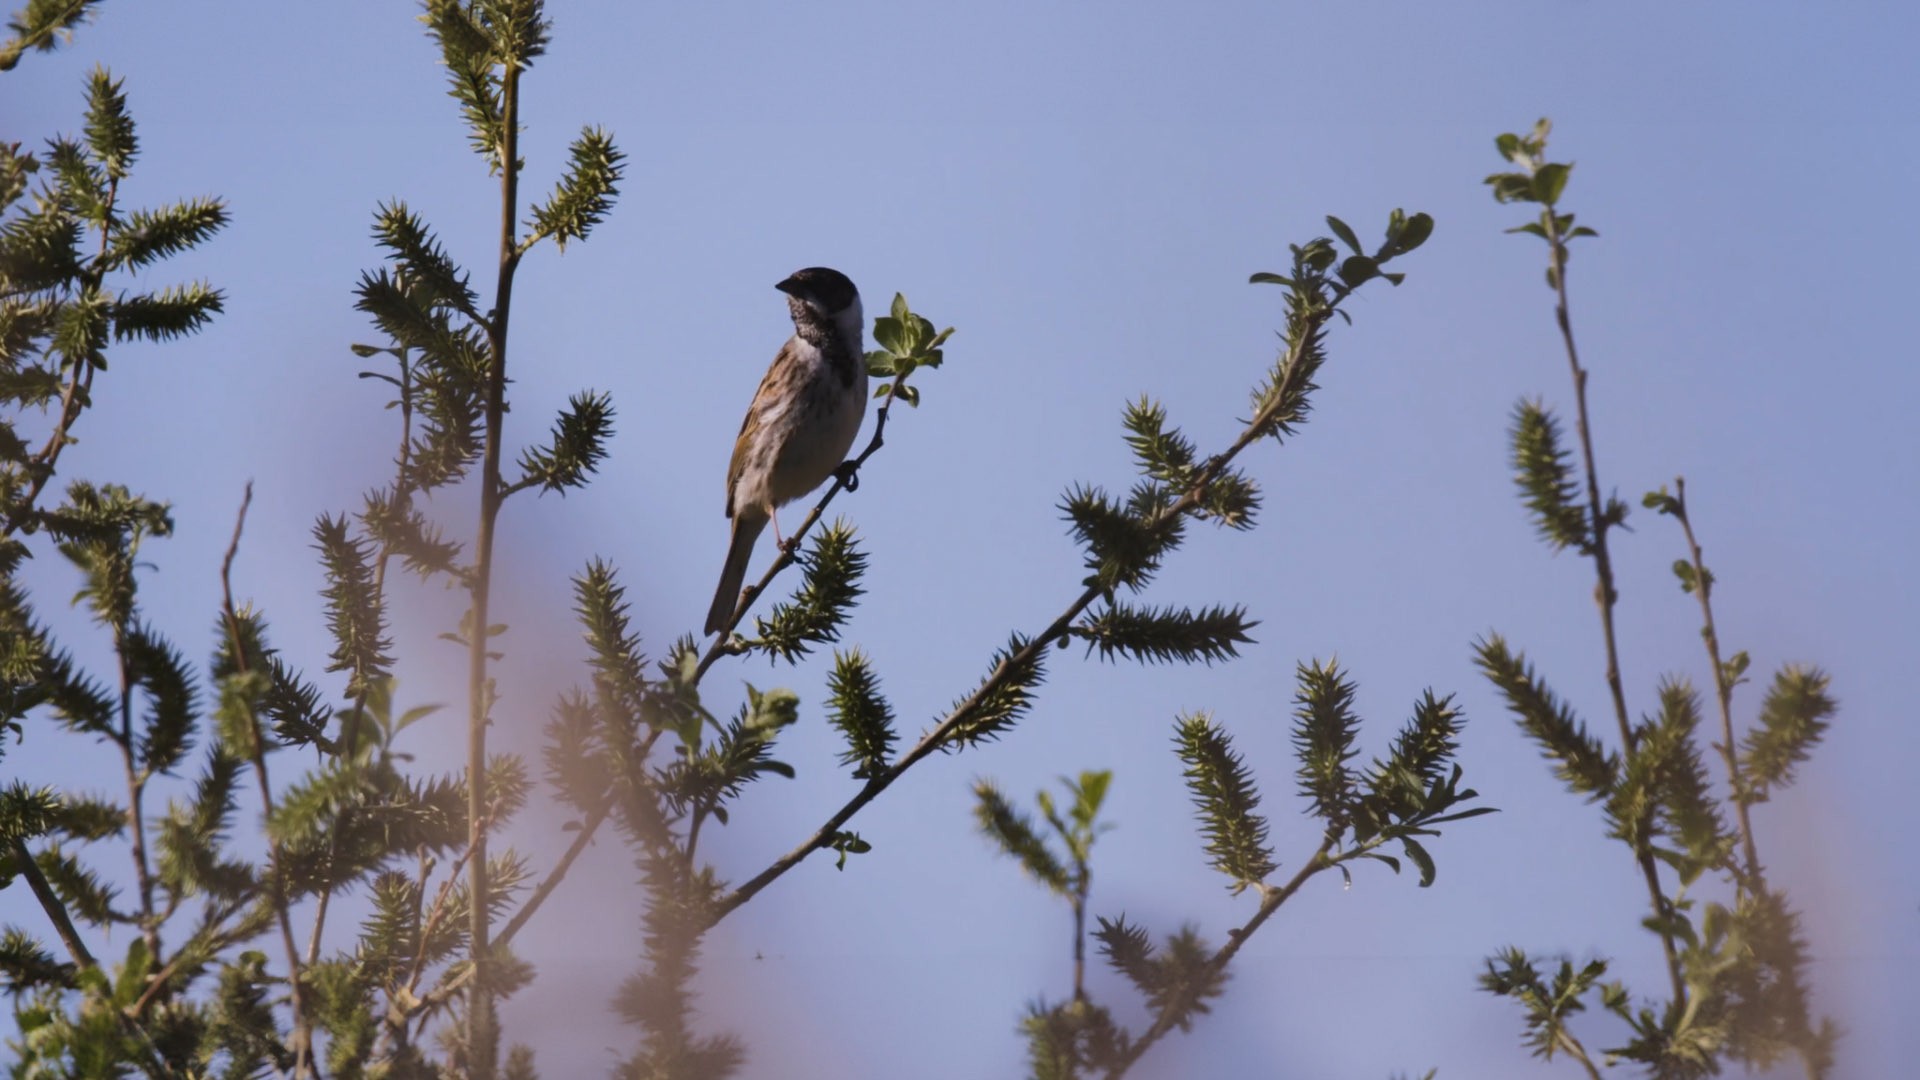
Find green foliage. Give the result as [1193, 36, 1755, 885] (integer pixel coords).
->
[315, 514, 394, 701]
[945, 633, 1047, 748]
[974, 780, 1071, 894]
[362, 484, 466, 583]
[1740, 665, 1834, 804]
[656, 685, 798, 826]
[1474, 634, 1618, 798]
[866, 291, 953, 407]
[1607, 679, 1730, 886]
[0, 0, 107, 70]
[974, 770, 1112, 900]
[1483, 118, 1836, 1080]
[1172, 712, 1273, 892]
[514, 390, 614, 494]
[0, 926, 70, 991]
[744, 519, 866, 663]
[1290, 659, 1361, 827]
[125, 624, 198, 776]
[1095, 918, 1227, 1033]
[1020, 997, 1129, 1080]
[527, 127, 625, 251]
[1072, 601, 1254, 666]
[571, 558, 653, 727]
[1507, 399, 1590, 554]
[1060, 481, 1183, 594]
[1479, 947, 1609, 1066]
[825, 648, 894, 780]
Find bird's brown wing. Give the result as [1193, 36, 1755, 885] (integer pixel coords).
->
[724, 338, 800, 518]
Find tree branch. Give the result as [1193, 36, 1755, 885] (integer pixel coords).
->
[217, 481, 315, 1078]
[709, 300, 1334, 925]
[1540, 208, 1687, 1009]
[1670, 477, 1764, 882]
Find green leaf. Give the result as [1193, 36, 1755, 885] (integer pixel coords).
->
[1532, 162, 1571, 206]
[827, 830, 870, 869]
[1174, 711, 1274, 892]
[1672, 559, 1699, 593]
[1070, 770, 1111, 830]
[870, 316, 907, 356]
[1401, 837, 1436, 887]
[1247, 272, 1293, 286]
[1336, 255, 1379, 288]
[1326, 215, 1363, 256]
[1394, 212, 1434, 254]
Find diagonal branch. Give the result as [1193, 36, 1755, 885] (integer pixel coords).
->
[708, 300, 1336, 925]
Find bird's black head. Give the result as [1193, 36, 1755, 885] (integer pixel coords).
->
[775, 266, 859, 316]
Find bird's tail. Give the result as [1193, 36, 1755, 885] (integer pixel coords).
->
[704, 513, 766, 636]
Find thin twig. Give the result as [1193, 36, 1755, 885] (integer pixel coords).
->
[1670, 477, 1763, 882]
[218, 481, 315, 1078]
[1540, 210, 1687, 1008]
[13, 837, 96, 969]
[497, 796, 613, 948]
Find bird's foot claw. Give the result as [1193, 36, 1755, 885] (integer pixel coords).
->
[834, 460, 861, 492]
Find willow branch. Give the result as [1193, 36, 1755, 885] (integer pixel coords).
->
[1670, 477, 1763, 882]
[1540, 211, 1687, 1007]
[710, 301, 1333, 925]
[218, 482, 314, 1077]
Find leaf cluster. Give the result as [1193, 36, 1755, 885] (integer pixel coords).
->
[1483, 118, 1838, 1080]
[742, 519, 866, 664]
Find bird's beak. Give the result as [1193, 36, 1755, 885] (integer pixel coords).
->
[774, 276, 802, 297]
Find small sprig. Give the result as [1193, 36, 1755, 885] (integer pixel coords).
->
[825, 649, 894, 780]
[866, 292, 951, 409]
[1071, 602, 1254, 666]
[1509, 399, 1591, 554]
[1474, 634, 1619, 799]
[510, 390, 614, 496]
[1741, 666, 1834, 805]
[742, 520, 866, 664]
[1173, 712, 1273, 893]
[525, 127, 625, 253]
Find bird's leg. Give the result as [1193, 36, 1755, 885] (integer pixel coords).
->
[772, 506, 792, 552]
[833, 459, 861, 492]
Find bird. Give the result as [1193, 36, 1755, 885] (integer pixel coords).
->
[703, 267, 868, 636]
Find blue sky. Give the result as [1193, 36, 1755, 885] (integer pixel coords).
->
[8, 1, 1918, 1076]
